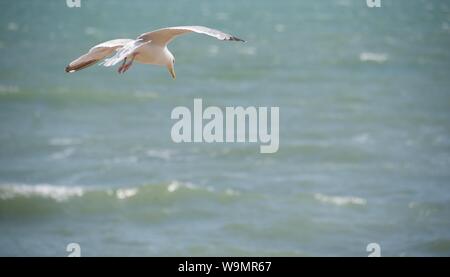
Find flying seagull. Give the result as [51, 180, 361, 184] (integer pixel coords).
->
[65, 26, 245, 79]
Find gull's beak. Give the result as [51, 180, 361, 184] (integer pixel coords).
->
[167, 64, 176, 79]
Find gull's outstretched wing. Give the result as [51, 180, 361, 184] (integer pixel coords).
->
[137, 26, 245, 46]
[65, 39, 133, 73]
[102, 39, 151, 67]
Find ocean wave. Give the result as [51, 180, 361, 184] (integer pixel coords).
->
[50, 148, 76, 160]
[359, 52, 388, 63]
[351, 133, 373, 145]
[314, 193, 367, 206]
[0, 182, 243, 219]
[48, 137, 82, 146]
[238, 46, 257, 56]
[208, 45, 220, 57]
[0, 182, 239, 204]
[167, 181, 188, 192]
[114, 188, 139, 200]
[146, 149, 175, 161]
[0, 184, 84, 202]
[0, 84, 20, 94]
[104, 156, 139, 164]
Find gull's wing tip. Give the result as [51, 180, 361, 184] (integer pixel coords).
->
[65, 66, 75, 73]
[229, 36, 246, 42]
[65, 59, 98, 73]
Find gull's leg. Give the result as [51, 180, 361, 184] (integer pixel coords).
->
[118, 58, 127, 74]
[122, 54, 137, 73]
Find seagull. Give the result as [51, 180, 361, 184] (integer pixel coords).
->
[65, 26, 245, 79]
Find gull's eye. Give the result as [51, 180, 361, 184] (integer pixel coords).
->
[173, 58, 175, 64]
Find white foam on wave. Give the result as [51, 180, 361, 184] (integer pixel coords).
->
[0, 84, 20, 94]
[167, 181, 197, 193]
[50, 148, 75, 160]
[0, 184, 84, 202]
[115, 188, 138, 200]
[352, 133, 373, 145]
[216, 12, 229, 21]
[0, 184, 140, 202]
[7, 22, 19, 32]
[225, 188, 240, 196]
[104, 156, 138, 164]
[208, 45, 220, 56]
[314, 193, 367, 206]
[274, 24, 285, 33]
[84, 26, 99, 36]
[167, 181, 180, 193]
[359, 52, 388, 63]
[49, 137, 82, 146]
[133, 91, 159, 99]
[239, 46, 257, 56]
[0, 182, 239, 202]
[146, 149, 174, 161]
[166, 181, 238, 197]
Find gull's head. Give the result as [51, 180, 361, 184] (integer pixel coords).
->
[167, 57, 176, 79]
[164, 50, 176, 80]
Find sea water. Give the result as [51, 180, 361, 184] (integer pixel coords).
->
[0, 0, 449, 256]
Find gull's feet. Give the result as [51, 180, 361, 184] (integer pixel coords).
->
[119, 54, 137, 74]
[118, 58, 128, 74]
[122, 62, 133, 73]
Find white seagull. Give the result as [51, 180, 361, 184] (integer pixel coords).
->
[65, 26, 245, 79]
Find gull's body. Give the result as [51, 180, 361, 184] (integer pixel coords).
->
[65, 26, 244, 79]
[134, 44, 172, 65]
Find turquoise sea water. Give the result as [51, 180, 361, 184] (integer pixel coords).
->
[0, 0, 450, 256]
